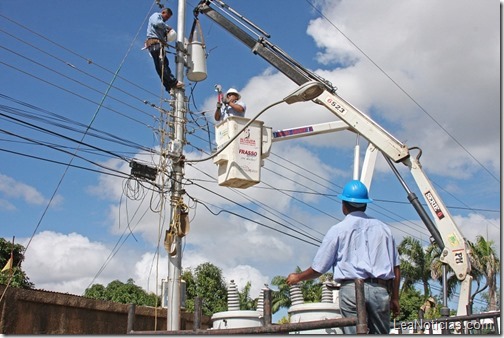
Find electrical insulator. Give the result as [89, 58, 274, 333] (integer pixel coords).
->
[227, 280, 240, 311]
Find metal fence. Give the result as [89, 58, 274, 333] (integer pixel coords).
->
[129, 279, 368, 335]
[128, 279, 500, 335]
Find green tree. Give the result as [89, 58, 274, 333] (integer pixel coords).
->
[430, 236, 500, 314]
[0, 237, 33, 289]
[398, 236, 431, 297]
[182, 262, 227, 316]
[238, 281, 257, 310]
[396, 285, 424, 322]
[84, 283, 106, 299]
[427, 244, 459, 299]
[84, 279, 159, 307]
[480, 289, 501, 312]
[467, 236, 500, 312]
[270, 274, 291, 314]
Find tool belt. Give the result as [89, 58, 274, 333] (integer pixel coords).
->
[145, 38, 162, 48]
[144, 38, 166, 52]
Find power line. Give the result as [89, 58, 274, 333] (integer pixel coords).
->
[0, 13, 159, 98]
[185, 179, 322, 246]
[304, 0, 498, 183]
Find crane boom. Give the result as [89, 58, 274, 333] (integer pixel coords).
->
[195, 1, 331, 88]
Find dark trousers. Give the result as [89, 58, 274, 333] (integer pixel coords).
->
[149, 45, 177, 91]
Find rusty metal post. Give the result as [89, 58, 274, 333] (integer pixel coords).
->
[263, 289, 272, 327]
[354, 279, 367, 334]
[127, 304, 136, 333]
[193, 297, 202, 330]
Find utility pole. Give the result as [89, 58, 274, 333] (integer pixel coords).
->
[166, 0, 187, 331]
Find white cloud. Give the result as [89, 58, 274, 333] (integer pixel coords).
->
[0, 199, 16, 211]
[453, 213, 501, 256]
[0, 173, 59, 207]
[223, 265, 270, 299]
[22, 231, 132, 295]
[303, 0, 500, 178]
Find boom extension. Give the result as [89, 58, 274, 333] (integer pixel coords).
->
[195, 1, 334, 90]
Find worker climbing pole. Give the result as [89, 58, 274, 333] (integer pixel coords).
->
[144, 6, 183, 94]
[142, 0, 188, 331]
[143, 0, 208, 331]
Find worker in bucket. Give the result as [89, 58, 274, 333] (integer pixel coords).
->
[144, 7, 184, 92]
[286, 179, 401, 334]
[214, 88, 246, 121]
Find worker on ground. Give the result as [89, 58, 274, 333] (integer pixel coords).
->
[286, 179, 401, 334]
[214, 88, 246, 121]
[144, 7, 183, 92]
[418, 296, 436, 333]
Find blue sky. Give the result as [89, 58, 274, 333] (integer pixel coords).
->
[0, 0, 500, 322]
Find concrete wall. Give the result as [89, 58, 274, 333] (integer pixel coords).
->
[0, 285, 210, 334]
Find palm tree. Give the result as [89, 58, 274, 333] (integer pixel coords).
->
[271, 274, 292, 314]
[238, 281, 257, 310]
[467, 236, 500, 312]
[427, 243, 459, 299]
[397, 236, 431, 297]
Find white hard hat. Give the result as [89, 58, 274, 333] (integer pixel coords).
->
[226, 88, 241, 99]
[167, 29, 177, 42]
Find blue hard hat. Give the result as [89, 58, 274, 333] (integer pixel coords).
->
[337, 180, 373, 204]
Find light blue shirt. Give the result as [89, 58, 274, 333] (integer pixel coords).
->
[311, 211, 399, 281]
[146, 12, 170, 42]
[217, 100, 246, 121]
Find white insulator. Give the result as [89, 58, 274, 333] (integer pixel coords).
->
[227, 280, 240, 311]
[289, 284, 304, 306]
[256, 284, 269, 314]
[321, 283, 333, 303]
[256, 291, 264, 314]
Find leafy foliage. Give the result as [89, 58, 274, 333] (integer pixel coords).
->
[270, 274, 291, 314]
[84, 278, 159, 306]
[398, 236, 431, 297]
[270, 267, 333, 314]
[467, 236, 500, 312]
[396, 286, 424, 322]
[397, 235, 500, 318]
[238, 281, 257, 310]
[480, 289, 501, 312]
[182, 262, 228, 316]
[0, 237, 34, 289]
[427, 244, 460, 300]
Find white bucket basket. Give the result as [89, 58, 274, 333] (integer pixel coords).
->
[186, 19, 207, 82]
[213, 116, 272, 189]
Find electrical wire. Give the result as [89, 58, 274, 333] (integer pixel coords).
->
[185, 179, 322, 246]
[189, 163, 326, 240]
[0, 1, 496, 314]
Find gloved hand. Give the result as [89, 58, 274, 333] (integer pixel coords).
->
[222, 97, 229, 104]
[216, 102, 222, 109]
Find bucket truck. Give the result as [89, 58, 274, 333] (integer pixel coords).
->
[194, 0, 473, 316]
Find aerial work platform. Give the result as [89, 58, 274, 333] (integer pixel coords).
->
[213, 116, 272, 188]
